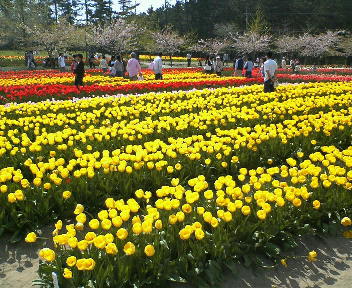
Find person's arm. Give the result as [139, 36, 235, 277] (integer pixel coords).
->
[264, 63, 271, 80]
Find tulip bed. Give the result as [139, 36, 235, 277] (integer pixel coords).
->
[0, 80, 351, 287]
[2, 68, 352, 103]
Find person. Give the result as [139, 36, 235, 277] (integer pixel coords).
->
[186, 53, 192, 67]
[214, 56, 224, 76]
[254, 57, 260, 68]
[234, 56, 244, 76]
[100, 56, 109, 73]
[153, 52, 163, 80]
[294, 59, 300, 72]
[27, 51, 35, 69]
[88, 54, 95, 68]
[290, 59, 295, 73]
[113, 55, 124, 77]
[74, 54, 85, 89]
[58, 53, 66, 72]
[204, 56, 213, 73]
[281, 57, 287, 69]
[244, 57, 254, 78]
[71, 54, 77, 72]
[108, 56, 115, 68]
[126, 52, 142, 81]
[263, 52, 278, 93]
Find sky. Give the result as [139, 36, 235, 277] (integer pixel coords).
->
[113, 0, 177, 13]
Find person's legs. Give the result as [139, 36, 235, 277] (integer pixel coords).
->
[129, 75, 138, 81]
[264, 80, 270, 93]
[155, 73, 162, 80]
[75, 76, 83, 89]
[270, 82, 275, 92]
[264, 80, 275, 93]
[187, 59, 191, 67]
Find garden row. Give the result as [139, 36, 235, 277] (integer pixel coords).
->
[2, 68, 352, 102]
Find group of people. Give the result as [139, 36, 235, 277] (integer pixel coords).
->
[70, 51, 278, 93]
[99, 55, 125, 77]
[203, 55, 225, 76]
[52, 50, 279, 93]
[203, 52, 278, 92]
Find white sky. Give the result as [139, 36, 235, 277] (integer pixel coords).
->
[113, 0, 177, 13]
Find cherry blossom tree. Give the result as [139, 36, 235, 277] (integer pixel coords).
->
[232, 31, 271, 56]
[275, 35, 301, 56]
[90, 19, 141, 55]
[152, 26, 185, 66]
[24, 18, 83, 56]
[298, 31, 340, 59]
[192, 38, 230, 55]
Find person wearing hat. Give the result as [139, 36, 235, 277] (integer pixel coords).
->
[214, 56, 224, 76]
[126, 52, 142, 81]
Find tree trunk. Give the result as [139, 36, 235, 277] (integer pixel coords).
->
[54, 0, 58, 23]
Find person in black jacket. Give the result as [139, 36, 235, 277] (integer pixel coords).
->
[74, 54, 85, 89]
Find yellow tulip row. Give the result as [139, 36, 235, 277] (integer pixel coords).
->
[0, 72, 221, 87]
[33, 144, 352, 286]
[0, 83, 351, 202]
[1, 82, 351, 160]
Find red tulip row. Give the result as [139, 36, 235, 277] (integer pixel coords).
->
[0, 77, 260, 102]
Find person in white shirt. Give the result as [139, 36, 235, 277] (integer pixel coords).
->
[281, 57, 287, 69]
[263, 51, 278, 93]
[58, 53, 66, 72]
[153, 52, 163, 80]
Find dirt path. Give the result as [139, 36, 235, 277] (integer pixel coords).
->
[1, 234, 351, 288]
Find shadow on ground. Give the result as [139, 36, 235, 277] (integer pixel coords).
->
[170, 235, 352, 288]
[0, 226, 51, 287]
[0, 232, 351, 288]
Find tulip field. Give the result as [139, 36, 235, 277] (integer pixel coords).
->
[0, 67, 352, 287]
[2, 68, 352, 103]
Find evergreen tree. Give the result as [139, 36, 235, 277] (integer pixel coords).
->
[83, 0, 95, 24]
[118, 0, 138, 16]
[119, 0, 132, 13]
[91, 0, 114, 23]
[57, 0, 82, 24]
